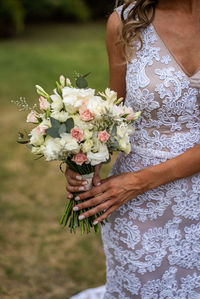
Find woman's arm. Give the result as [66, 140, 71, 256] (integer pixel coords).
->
[106, 11, 127, 99]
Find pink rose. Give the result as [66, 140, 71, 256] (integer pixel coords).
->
[39, 96, 50, 111]
[36, 124, 48, 135]
[79, 108, 94, 121]
[71, 127, 83, 141]
[98, 130, 110, 143]
[72, 152, 88, 166]
[26, 111, 38, 123]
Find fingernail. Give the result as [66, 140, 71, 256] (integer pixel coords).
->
[93, 220, 98, 225]
[82, 181, 88, 185]
[97, 182, 101, 186]
[75, 196, 80, 201]
[76, 175, 82, 180]
[73, 206, 79, 211]
[79, 186, 85, 191]
[79, 215, 85, 221]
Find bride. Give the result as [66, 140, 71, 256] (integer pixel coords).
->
[67, 0, 200, 297]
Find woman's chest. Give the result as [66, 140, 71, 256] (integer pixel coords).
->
[125, 25, 200, 128]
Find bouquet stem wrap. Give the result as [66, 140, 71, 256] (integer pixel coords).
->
[60, 160, 103, 234]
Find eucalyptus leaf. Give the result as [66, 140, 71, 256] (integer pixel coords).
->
[65, 118, 74, 133]
[27, 144, 33, 149]
[46, 127, 60, 138]
[83, 72, 91, 78]
[50, 117, 61, 128]
[76, 76, 88, 89]
[59, 124, 67, 135]
[111, 124, 117, 136]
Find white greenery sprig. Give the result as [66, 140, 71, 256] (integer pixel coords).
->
[11, 97, 38, 112]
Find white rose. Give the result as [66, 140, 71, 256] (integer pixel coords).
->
[43, 137, 63, 161]
[51, 111, 68, 122]
[62, 87, 95, 99]
[30, 128, 45, 146]
[63, 87, 95, 113]
[82, 139, 93, 153]
[50, 94, 63, 111]
[60, 133, 80, 153]
[87, 143, 109, 166]
[63, 95, 78, 114]
[86, 96, 106, 117]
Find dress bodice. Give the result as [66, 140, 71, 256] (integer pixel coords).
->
[116, 5, 200, 163]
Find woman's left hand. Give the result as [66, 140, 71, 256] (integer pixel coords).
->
[72, 171, 150, 225]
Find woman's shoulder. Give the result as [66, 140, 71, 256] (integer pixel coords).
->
[107, 3, 133, 32]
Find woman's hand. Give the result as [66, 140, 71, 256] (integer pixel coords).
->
[72, 171, 150, 225]
[65, 164, 102, 198]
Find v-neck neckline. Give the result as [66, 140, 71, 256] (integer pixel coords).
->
[151, 22, 200, 79]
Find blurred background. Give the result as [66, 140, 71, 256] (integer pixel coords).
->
[0, 0, 120, 298]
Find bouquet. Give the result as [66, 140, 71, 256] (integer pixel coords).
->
[14, 73, 141, 234]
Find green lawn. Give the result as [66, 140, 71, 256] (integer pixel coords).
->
[0, 22, 115, 299]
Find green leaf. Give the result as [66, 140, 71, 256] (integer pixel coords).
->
[34, 155, 44, 161]
[111, 124, 117, 136]
[27, 144, 33, 149]
[122, 113, 129, 118]
[76, 76, 88, 89]
[65, 118, 74, 133]
[59, 124, 67, 135]
[45, 109, 50, 119]
[50, 117, 60, 128]
[36, 117, 43, 123]
[56, 81, 63, 97]
[83, 72, 91, 78]
[46, 127, 60, 138]
[17, 140, 29, 144]
[18, 132, 24, 139]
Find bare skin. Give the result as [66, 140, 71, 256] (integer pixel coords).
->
[65, 0, 200, 225]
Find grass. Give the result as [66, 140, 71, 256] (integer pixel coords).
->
[0, 22, 116, 299]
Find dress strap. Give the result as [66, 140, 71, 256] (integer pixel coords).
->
[114, 3, 135, 20]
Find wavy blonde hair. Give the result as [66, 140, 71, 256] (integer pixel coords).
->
[116, 0, 158, 60]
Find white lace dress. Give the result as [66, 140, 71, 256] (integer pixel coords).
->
[71, 5, 200, 299]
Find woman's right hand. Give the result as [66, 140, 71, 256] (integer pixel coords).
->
[65, 164, 102, 199]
